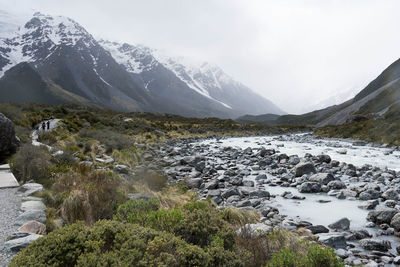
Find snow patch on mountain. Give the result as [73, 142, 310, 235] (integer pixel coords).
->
[100, 40, 158, 74]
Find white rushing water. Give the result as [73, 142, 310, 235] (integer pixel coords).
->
[201, 133, 400, 256]
[203, 133, 400, 171]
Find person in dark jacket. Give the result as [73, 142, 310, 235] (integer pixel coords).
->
[42, 121, 46, 131]
[47, 120, 50, 130]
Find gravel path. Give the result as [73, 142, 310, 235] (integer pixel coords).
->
[0, 188, 22, 266]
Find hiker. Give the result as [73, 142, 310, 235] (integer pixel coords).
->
[47, 120, 50, 130]
[42, 121, 46, 131]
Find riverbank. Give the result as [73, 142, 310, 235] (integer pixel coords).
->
[158, 133, 400, 266]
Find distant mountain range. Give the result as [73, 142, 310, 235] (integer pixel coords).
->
[238, 57, 400, 126]
[0, 11, 284, 118]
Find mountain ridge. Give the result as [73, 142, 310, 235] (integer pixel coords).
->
[0, 10, 283, 118]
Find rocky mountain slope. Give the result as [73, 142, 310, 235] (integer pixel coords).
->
[238, 57, 400, 126]
[0, 11, 283, 118]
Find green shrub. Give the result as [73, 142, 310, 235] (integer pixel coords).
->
[266, 245, 344, 267]
[10, 220, 241, 267]
[10, 143, 52, 184]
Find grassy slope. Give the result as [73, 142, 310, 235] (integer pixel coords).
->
[315, 102, 400, 146]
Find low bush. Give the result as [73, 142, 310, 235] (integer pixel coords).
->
[116, 199, 235, 250]
[266, 245, 344, 267]
[10, 220, 243, 267]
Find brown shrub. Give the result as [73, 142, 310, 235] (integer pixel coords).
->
[10, 143, 52, 184]
[53, 170, 125, 225]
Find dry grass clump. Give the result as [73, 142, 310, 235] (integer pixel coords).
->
[220, 207, 260, 227]
[52, 169, 125, 225]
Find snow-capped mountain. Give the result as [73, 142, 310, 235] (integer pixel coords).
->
[100, 40, 284, 116]
[0, 11, 284, 118]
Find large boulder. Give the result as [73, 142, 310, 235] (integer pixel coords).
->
[359, 239, 391, 252]
[293, 162, 316, 177]
[0, 113, 20, 162]
[319, 234, 347, 249]
[367, 208, 397, 224]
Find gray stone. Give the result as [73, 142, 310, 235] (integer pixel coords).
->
[319, 234, 347, 249]
[367, 208, 397, 224]
[317, 154, 331, 163]
[327, 180, 346, 190]
[306, 225, 329, 234]
[293, 162, 316, 177]
[390, 213, 400, 231]
[328, 218, 350, 231]
[382, 189, 400, 201]
[358, 199, 379, 210]
[205, 180, 218, 190]
[249, 190, 270, 198]
[359, 189, 381, 200]
[309, 173, 335, 185]
[298, 182, 321, 193]
[207, 189, 221, 197]
[221, 188, 240, 199]
[4, 233, 42, 252]
[359, 239, 391, 251]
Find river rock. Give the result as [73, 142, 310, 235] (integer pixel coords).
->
[327, 180, 346, 190]
[390, 213, 400, 231]
[337, 149, 347, 155]
[317, 154, 331, 163]
[306, 225, 329, 234]
[298, 182, 321, 193]
[221, 188, 240, 199]
[0, 113, 20, 162]
[359, 239, 391, 252]
[382, 189, 400, 201]
[319, 234, 347, 249]
[205, 180, 218, 190]
[309, 173, 335, 185]
[249, 189, 270, 198]
[4, 233, 42, 252]
[293, 162, 316, 177]
[18, 220, 46, 234]
[358, 199, 379, 210]
[368, 208, 398, 224]
[359, 189, 381, 200]
[328, 217, 350, 231]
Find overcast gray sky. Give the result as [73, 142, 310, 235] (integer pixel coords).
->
[3, 0, 400, 114]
